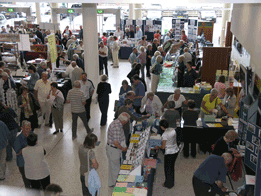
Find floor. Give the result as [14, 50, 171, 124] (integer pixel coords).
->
[0, 59, 244, 196]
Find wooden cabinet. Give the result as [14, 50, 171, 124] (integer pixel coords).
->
[225, 22, 233, 47]
[201, 47, 231, 86]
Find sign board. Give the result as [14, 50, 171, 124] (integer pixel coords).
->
[26, 16, 36, 22]
[67, 9, 74, 14]
[47, 34, 57, 64]
[7, 8, 14, 12]
[97, 9, 104, 14]
[18, 34, 30, 51]
[0, 33, 20, 42]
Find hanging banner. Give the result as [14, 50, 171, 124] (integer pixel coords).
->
[47, 34, 57, 64]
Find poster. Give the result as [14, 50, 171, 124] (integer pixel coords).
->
[47, 34, 57, 64]
[18, 34, 31, 51]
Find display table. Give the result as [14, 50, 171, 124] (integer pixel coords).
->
[119, 47, 133, 59]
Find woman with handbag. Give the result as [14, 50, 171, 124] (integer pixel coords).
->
[151, 55, 163, 93]
[200, 88, 232, 127]
[78, 134, 99, 196]
[18, 86, 39, 131]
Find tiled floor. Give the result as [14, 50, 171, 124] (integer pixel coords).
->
[0, 60, 244, 196]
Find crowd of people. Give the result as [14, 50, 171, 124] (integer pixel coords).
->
[0, 23, 246, 196]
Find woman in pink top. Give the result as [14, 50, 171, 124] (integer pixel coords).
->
[138, 46, 146, 80]
[214, 75, 226, 99]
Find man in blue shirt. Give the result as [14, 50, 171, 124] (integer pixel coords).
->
[132, 75, 145, 114]
[118, 91, 141, 118]
[14, 120, 33, 188]
[135, 26, 143, 40]
[0, 121, 9, 180]
[193, 153, 233, 196]
[128, 48, 138, 68]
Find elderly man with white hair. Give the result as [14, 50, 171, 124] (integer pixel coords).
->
[135, 26, 143, 40]
[34, 72, 52, 126]
[73, 53, 84, 71]
[71, 61, 83, 85]
[66, 81, 92, 140]
[106, 112, 130, 187]
[140, 92, 163, 116]
[66, 35, 77, 49]
[37, 61, 50, 79]
[201, 88, 232, 127]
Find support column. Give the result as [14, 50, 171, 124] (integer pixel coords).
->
[25, 7, 32, 24]
[35, 3, 41, 24]
[82, 3, 99, 99]
[134, 4, 142, 19]
[220, 3, 231, 47]
[129, 4, 134, 20]
[50, 3, 60, 24]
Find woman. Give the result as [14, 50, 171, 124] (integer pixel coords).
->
[201, 88, 233, 127]
[124, 28, 131, 39]
[177, 55, 186, 87]
[18, 86, 39, 131]
[23, 132, 50, 190]
[162, 101, 180, 128]
[165, 44, 178, 61]
[138, 46, 146, 80]
[146, 44, 153, 78]
[138, 36, 147, 47]
[78, 134, 99, 196]
[152, 38, 158, 55]
[154, 30, 161, 44]
[151, 51, 161, 66]
[47, 82, 64, 135]
[101, 32, 107, 46]
[154, 119, 179, 189]
[55, 36, 62, 45]
[140, 92, 163, 116]
[77, 40, 84, 50]
[163, 88, 187, 117]
[119, 80, 132, 96]
[55, 30, 62, 40]
[127, 63, 141, 83]
[222, 87, 237, 117]
[183, 62, 197, 87]
[97, 75, 111, 126]
[26, 65, 40, 93]
[181, 30, 187, 43]
[214, 75, 226, 99]
[150, 55, 163, 93]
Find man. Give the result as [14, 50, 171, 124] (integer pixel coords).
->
[73, 54, 84, 71]
[62, 34, 69, 50]
[71, 61, 83, 84]
[106, 112, 130, 187]
[0, 72, 16, 91]
[132, 75, 145, 114]
[169, 28, 175, 38]
[118, 91, 135, 108]
[5, 25, 10, 33]
[135, 26, 143, 40]
[183, 47, 192, 65]
[56, 51, 67, 68]
[62, 61, 77, 101]
[66, 81, 92, 140]
[0, 121, 9, 181]
[64, 60, 77, 79]
[193, 153, 233, 196]
[13, 120, 32, 188]
[79, 73, 95, 123]
[128, 47, 138, 68]
[112, 36, 119, 68]
[36, 27, 44, 44]
[1, 28, 7, 34]
[115, 26, 124, 39]
[212, 130, 238, 156]
[34, 72, 52, 126]
[66, 35, 77, 49]
[0, 106, 19, 162]
[179, 40, 187, 55]
[37, 61, 50, 78]
[79, 25, 83, 40]
[98, 41, 108, 76]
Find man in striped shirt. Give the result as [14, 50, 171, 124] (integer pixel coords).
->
[66, 81, 92, 140]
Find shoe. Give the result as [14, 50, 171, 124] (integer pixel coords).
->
[162, 183, 173, 189]
[0, 178, 5, 181]
[60, 129, 63, 132]
[53, 130, 59, 135]
[72, 136, 77, 140]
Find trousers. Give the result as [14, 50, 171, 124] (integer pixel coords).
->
[106, 145, 121, 186]
[80, 175, 93, 196]
[51, 107, 64, 130]
[39, 100, 51, 125]
[84, 97, 92, 122]
[164, 152, 179, 188]
[112, 51, 119, 67]
[29, 175, 50, 190]
[98, 97, 109, 126]
[72, 112, 92, 137]
[6, 128, 18, 160]
[0, 147, 6, 179]
[151, 73, 160, 93]
[19, 167, 31, 188]
[99, 56, 108, 76]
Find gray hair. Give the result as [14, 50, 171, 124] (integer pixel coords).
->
[22, 120, 31, 127]
[118, 112, 130, 122]
[73, 54, 79, 59]
[156, 55, 162, 63]
[154, 51, 161, 57]
[174, 88, 181, 94]
[73, 81, 81, 88]
[40, 61, 47, 67]
[210, 88, 219, 95]
[41, 71, 48, 77]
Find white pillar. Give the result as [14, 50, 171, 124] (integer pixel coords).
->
[35, 3, 41, 24]
[82, 3, 99, 98]
[50, 3, 59, 24]
[134, 4, 142, 19]
[220, 3, 232, 47]
[129, 4, 134, 20]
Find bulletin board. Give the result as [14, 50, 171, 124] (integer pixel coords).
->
[187, 19, 198, 42]
[172, 19, 185, 40]
[198, 22, 214, 43]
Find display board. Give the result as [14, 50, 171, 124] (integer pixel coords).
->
[188, 19, 198, 42]
[198, 22, 214, 43]
[172, 19, 185, 40]
[255, 145, 261, 196]
[18, 34, 30, 51]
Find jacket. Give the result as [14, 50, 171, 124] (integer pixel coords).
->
[88, 168, 101, 196]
